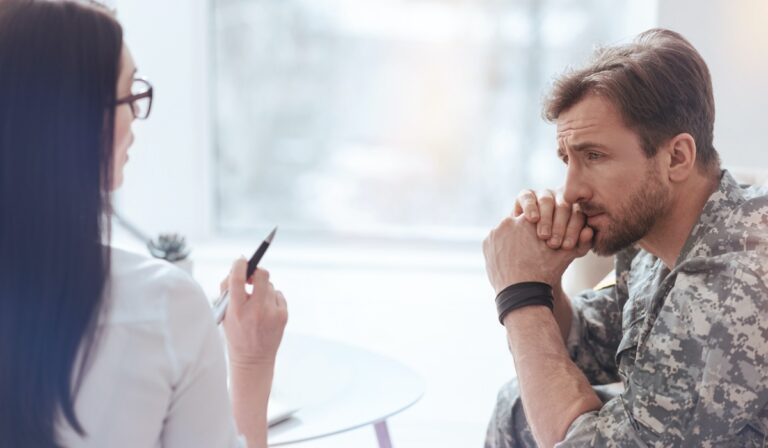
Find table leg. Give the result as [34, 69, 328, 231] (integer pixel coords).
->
[374, 420, 393, 448]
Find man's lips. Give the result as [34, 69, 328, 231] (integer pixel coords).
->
[582, 210, 605, 224]
[579, 204, 604, 218]
[586, 213, 606, 226]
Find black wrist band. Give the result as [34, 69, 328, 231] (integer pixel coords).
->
[495, 281, 554, 324]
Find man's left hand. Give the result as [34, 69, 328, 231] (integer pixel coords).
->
[482, 214, 593, 294]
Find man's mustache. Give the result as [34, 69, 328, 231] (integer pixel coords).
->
[577, 202, 607, 217]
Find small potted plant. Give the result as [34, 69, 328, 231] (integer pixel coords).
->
[148, 233, 193, 274]
[113, 211, 194, 274]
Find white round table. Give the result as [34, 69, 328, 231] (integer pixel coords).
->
[267, 333, 424, 447]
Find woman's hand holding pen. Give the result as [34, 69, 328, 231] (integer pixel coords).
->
[220, 257, 288, 448]
[220, 257, 288, 368]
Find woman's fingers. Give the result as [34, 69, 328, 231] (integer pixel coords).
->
[274, 291, 289, 325]
[227, 257, 248, 314]
[245, 268, 270, 303]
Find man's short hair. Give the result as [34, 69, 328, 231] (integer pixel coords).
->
[543, 28, 719, 171]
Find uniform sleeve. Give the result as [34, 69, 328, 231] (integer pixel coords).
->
[556, 263, 768, 447]
[566, 278, 623, 385]
[159, 268, 247, 448]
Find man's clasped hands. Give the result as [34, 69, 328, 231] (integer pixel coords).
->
[483, 189, 594, 299]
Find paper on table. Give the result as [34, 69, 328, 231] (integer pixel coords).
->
[268, 398, 299, 427]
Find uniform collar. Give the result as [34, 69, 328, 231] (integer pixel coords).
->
[675, 169, 753, 266]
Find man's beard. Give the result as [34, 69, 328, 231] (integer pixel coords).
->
[581, 165, 670, 256]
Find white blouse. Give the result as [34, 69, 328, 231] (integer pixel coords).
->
[56, 247, 245, 447]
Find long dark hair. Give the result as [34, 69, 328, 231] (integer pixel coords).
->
[0, 1, 123, 446]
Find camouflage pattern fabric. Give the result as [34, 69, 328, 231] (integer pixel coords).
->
[486, 171, 768, 447]
[485, 379, 621, 448]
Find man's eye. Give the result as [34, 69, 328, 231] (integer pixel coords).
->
[586, 152, 603, 160]
[559, 154, 569, 164]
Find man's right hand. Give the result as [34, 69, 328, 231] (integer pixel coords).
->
[514, 189, 587, 251]
[512, 189, 589, 343]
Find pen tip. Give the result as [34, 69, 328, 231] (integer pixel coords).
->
[266, 226, 277, 243]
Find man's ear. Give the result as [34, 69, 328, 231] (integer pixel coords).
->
[664, 133, 697, 183]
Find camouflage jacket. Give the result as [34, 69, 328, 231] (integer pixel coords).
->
[559, 170, 768, 447]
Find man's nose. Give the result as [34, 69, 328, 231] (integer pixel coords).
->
[562, 164, 591, 205]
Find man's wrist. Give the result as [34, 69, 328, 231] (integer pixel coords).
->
[495, 269, 566, 292]
[495, 281, 554, 324]
[495, 276, 553, 294]
[550, 281, 567, 300]
[502, 303, 552, 327]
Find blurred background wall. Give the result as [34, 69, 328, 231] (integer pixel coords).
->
[113, 0, 768, 239]
[658, 0, 768, 169]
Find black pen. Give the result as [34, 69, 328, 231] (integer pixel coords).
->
[213, 227, 277, 324]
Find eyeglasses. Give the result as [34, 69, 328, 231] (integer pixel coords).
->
[115, 78, 153, 120]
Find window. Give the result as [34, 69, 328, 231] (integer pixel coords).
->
[213, 0, 655, 240]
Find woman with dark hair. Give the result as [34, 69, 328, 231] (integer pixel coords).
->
[0, 2, 287, 447]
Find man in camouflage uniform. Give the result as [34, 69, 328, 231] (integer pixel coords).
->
[482, 29, 768, 447]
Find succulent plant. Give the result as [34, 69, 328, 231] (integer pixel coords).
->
[112, 211, 192, 262]
[147, 233, 191, 262]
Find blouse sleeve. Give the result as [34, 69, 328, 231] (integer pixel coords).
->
[159, 268, 247, 448]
